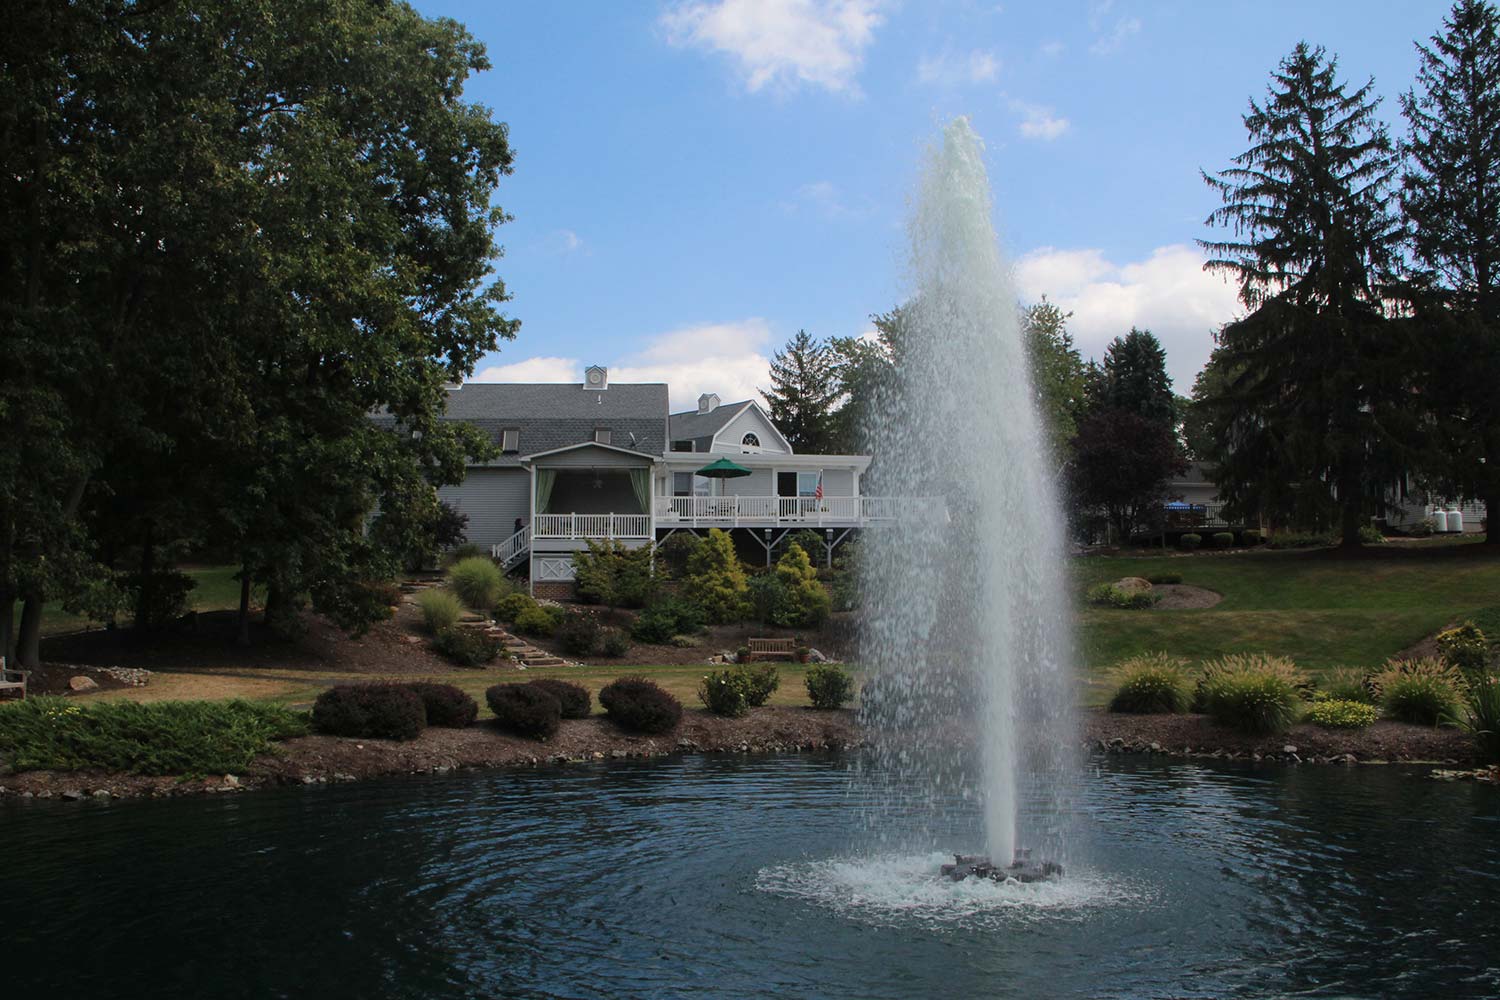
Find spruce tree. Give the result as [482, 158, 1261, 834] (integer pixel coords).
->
[1200, 43, 1404, 547]
[763, 329, 838, 452]
[1402, 0, 1500, 544]
[1099, 328, 1176, 427]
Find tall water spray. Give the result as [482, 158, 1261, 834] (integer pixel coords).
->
[859, 119, 1075, 867]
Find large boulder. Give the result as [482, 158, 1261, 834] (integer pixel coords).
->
[68, 675, 100, 693]
[1113, 577, 1154, 595]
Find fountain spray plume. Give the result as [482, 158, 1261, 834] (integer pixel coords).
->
[857, 118, 1076, 875]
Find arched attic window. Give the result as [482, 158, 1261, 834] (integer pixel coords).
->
[741, 433, 760, 448]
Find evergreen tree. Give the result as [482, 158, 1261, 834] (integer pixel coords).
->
[1402, 0, 1500, 544]
[1099, 328, 1176, 427]
[762, 329, 838, 452]
[1200, 43, 1405, 547]
[826, 306, 904, 457]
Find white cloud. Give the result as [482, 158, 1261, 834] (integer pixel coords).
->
[916, 48, 1000, 87]
[1015, 244, 1240, 390]
[1087, 2, 1140, 55]
[661, 0, 885, 95]
[1039, 40, 1064, 58]
[471, 319, 776, 410]
[1008, 98, 1070, 141]
[553, 229, 584, 254]
[786, 179, 866, 219]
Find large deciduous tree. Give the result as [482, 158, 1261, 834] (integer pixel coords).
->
[1200, 43, 1406, 547]
[762, 329, 838, 452]
[1022, 298, 1089, 460]
[1402, 0, 1500, 544]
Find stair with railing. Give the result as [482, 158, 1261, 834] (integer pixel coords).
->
[491, 524, 531, 570]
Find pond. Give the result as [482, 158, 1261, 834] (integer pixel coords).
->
[2, 754, 1497, 999]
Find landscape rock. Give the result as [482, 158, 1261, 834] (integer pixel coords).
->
[1113, 577, 1153, 595]
[68, 675, 100, 692]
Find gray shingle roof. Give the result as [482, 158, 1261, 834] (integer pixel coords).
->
[667, 400, 753, 443]
[441, 382, 668, 467]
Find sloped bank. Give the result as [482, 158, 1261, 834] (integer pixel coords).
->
[0, 707, 863, 802]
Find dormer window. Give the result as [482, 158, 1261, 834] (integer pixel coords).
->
[671, 439, 695, 452]
[594, 427, 611, 445]
[741, 433, 760, 448]
[501, 428, 519, 453]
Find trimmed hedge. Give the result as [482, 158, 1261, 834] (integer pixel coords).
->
[527, 678, 592, 719]
[1211, 531, 1235, 548]
[1146, 573, 1182, 585]
[1179, 533, 1202, 551]
[406, 682, 478, 728]
[599, 676, 682, 733]
[313, 684, 426, 741]
[486, 683, 561, 740]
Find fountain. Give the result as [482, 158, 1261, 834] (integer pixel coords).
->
[857, 118, 1075, 882]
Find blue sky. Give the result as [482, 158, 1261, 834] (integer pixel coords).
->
[414, 0, 1447, 407]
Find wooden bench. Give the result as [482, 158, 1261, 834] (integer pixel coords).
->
[0, 656, 28, 701]
[746, 638, 796, 662]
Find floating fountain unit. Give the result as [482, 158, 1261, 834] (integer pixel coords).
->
[941, 849, 1063, 885]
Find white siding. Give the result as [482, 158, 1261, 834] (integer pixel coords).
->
[819, 469, 855, 497]
[713, 405, 791, 454]
[723, 469, 776, 496]
[535, 445, 653, 469]
[438, 468, 530, 548]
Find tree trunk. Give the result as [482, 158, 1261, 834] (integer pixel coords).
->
[1482, 435, 1500, 547]
[237, 568, 252, 646]
[0, 590, 15, 666]
[1337, 452, 1364, 549]
[134, 519, 155, 631]
[16, 591, 42, 668]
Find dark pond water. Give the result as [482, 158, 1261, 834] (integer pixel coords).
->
[2, 754, 1498, 999]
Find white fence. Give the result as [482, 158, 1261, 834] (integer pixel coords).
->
[654, 495, 919, 526]
[532, 513, 652, 539]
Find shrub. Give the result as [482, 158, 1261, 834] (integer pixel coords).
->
[1211, 531, 1235, 548]
[682, 528, 751, 623]
[405, 683, 478, 728]
[1242, 529, 1263, 545]
[748, 572, 792, 624]
[1375, 658, 1464, 726]
[313, 685, 426, 741]
[513, 605, 557, 637]
[784, 529, 827, 565]
[599, 676, 682, 733]
[805, 663, 854, 710]
[527, 678, 591, 719]
[364, 579, 404, 608]
[1437, 621, 1489, 678]
[442, 542, 487, 567]
[574, 539, 657, 608]
[486, 683, 560, 739]
[698, 669, 751, 717]
[631, 597, 705, 644]
[417, 589, 464, 635]
[494, 592, 538, 624]
[556, 611, 602, 655]
[657, 532, 704, 579]
[1146, 573, 1182, 585]
[1359, 523, 1385, 544]
[0, 698, 308, 775]
[1306, 699, 1379, 729]
[737, 662, 780, 706]
[1108, 653, 1192, 714]
[599, 628, 631, 657]
[1179, 533, 1202, 551]
[772, 543, 832, 626]
[1085, 582, 1157, 609]
[432, 625, 500, 667]
[448, 556, 505, 610]
[1198, 654, 1304, 734]
[1319, 667, 1377, 704]
[1451, 677, 1500, 763]
[1266, 531, 1332, 550]
[121, 568, 198, 630]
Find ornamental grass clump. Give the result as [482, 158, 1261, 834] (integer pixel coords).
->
[1450, 677, 1500, 763]
[485, 683, 561, 740]
[599, 676, 682, 734]
[1085, 583, 1157, 609]
[1197, 654, 1304, 734]
[313, 684, 426, 741]
[1305, 699, 1379, 729]
[805, 663, 854, 710]
[1318, 667, 1378, 704]
[1374, 658, 1464, 726]
[417, 589, 463, 635]
[698, 669, 751, 717]
[447, 556, 505, 610]
[527, 678, 591, 719]
[1107, 653, 1192, 714]
[432, 625, 500, 667]
[0, 698, 308, 775]
[405, 683, 478, 728]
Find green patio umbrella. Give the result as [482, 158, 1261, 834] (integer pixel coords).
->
[695, 457, 753, 479]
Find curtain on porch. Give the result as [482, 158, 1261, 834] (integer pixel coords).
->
[629, 468, 652, 514]
[535, 469, 556, 515]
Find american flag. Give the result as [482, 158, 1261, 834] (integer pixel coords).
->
[814, 474, 823, 500]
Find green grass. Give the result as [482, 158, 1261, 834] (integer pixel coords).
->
[0, 697, 308, 775]
[38, 564, 248, 637]
[1075, 543, 1500, 704]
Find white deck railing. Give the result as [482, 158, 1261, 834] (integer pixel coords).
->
[490, 524, 531, 564]
[533, 513, 652, 539]
[654, 495, 917, 525]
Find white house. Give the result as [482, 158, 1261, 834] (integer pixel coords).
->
[431, 367, 900, 596]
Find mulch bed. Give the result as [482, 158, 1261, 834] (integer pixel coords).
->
[1149, 584, 1222, 610]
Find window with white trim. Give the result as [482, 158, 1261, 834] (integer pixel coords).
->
[741, 432, 760, 448]
[594, 427, 611, 445]
[797, 471, 823, 497]
[501, 428, 519, 453]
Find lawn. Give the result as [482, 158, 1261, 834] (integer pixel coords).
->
[1073, 539, 1500, 703]
[38, 565, 248, 638]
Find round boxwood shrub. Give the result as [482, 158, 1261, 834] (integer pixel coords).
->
[1242, 529, 1263, 546]
[736, 662, 780, 707]
[1108, 653, 1192, 714]
[556, 611, 602, 655]
[1212, 531, 1235, 548]
[1146, 573, 1182, 585]
[432, 625, 500, 667]
[405, 682, 478, 728]
[448, 556, 505, 610]
[513, 605, 557, 637]
[417, 589, 463, 635]
[805, 663, 854, 710]
[1198, 653, 1304, 734]
[486, 683, 561, 739]
[1375, 658, 1464, 726]
[527, 678, 591, 719]
[494, 592, 538, 624]
[599, 628, 630, 657]
[1306, 698, 1379, 729]
[698, 669, 751, 717]
[599, 676, 682, 733]
[313, 684, 426, 741]
[1179, 533, 1202, 551]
